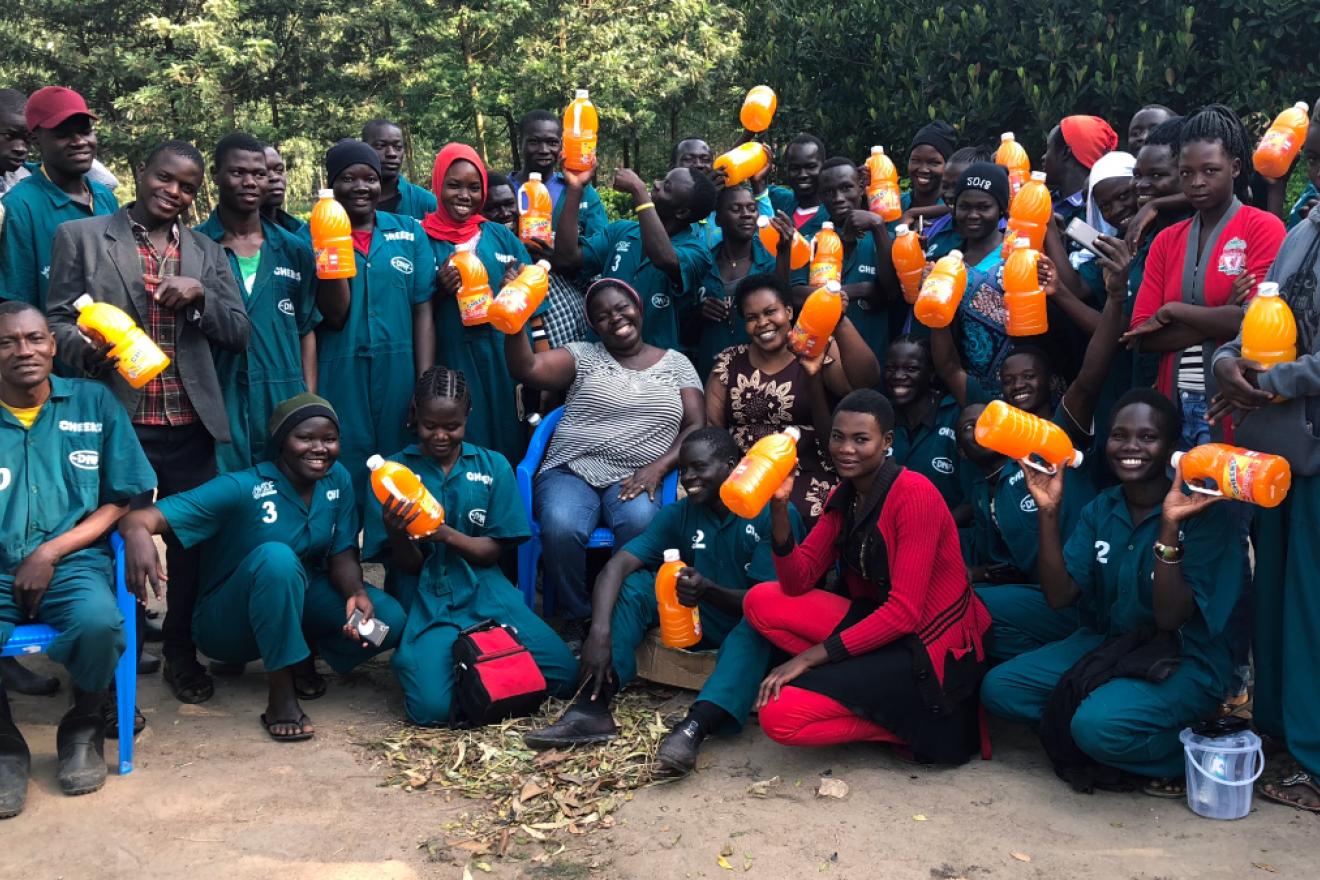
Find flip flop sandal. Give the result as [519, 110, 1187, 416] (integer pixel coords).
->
[163, 659, 214, 705]
[1259, 771, 1320, 813]
[261, 713, 314, 742]
[1142, 777, 1187, 799]
[102, 701, 146, 739]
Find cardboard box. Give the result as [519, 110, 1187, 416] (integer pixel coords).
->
[634, 630, 717, 691]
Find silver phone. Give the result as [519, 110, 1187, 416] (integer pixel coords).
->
[347, 609, 389, 647]
[1064, 217, 1104, 256]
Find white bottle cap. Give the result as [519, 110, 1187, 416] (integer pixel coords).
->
[527, 413, 542, 427]
[1030, 171, 1047, 182]
[319, 188, 334, 199]
[1001, 132, 1015, 142]
[1069, 449, 1085, 468]
[74, 294, 93, 310]
[529, 172, 542, 181]
[824, 280, 842, 293]
[535, 259, 551, 270]
[1295, 102, 1310, 112]
[1170, 451, 1185, 470]
[1016, 237, 1031, 248]
[575, 89, 590, 99]
[756, 215, 771, 228]
[1257, 281, 1280, 298]
[663, 548, 681, 563]
[949, 249, 964, 259]
[821, 221, 835, 230]
[894, 223, 910, 236]
[366, 454, 385, 471]
[871, 145, 884, 155]
[783, 426, 802, 441]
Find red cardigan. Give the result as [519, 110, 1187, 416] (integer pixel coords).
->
[773, 468, 990, 685]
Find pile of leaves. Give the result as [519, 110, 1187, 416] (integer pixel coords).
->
[365, 687, 684, 852]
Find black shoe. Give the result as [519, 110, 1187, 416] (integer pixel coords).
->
[137, 652, 161, 675]
[0, 657, 59, 697]
[655, 719, 703, 776]
[0, 690, 30, 819]
[522, 705, 618, 750]
[56, 691, 107, 797]
[162, 657, 214, 704]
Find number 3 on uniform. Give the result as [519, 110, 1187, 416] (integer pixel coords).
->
[261, 500, 278, 524]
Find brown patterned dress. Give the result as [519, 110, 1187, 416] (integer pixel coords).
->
[711, 345, 837, 524]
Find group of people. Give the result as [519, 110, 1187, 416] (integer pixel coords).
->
[1, 78, 1319, 822]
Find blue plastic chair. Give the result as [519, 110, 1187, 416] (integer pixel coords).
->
[0, 532, 136, 775]
[516, 407, 678, 613]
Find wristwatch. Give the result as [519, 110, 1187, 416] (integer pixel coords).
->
[1153, 541, 1184, 563]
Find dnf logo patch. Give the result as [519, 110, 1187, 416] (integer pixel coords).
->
[69, 450, 99, 470]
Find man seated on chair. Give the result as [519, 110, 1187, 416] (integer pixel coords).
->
[0, 302, 156, 818]
[524, 428, 802, 775]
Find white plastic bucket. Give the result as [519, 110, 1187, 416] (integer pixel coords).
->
[1179, 726, 1263, 820]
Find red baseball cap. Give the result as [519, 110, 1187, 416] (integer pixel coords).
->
[24, 86, 98, 131]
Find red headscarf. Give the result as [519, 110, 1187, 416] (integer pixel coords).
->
[421, 143, 488, 243]
[1059, 116, 1119, 170]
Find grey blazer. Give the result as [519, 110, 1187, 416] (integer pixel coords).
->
[46, 208, 250, 442]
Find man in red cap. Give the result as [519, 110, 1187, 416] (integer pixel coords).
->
[0, 86, 118, 310]
[1043, 115, 1120, 230]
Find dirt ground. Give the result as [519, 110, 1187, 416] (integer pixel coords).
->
[4, 599, 1316, 879]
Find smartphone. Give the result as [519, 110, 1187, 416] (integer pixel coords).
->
[347, 609, 389, 647]
[1064, 217, 1104, 257]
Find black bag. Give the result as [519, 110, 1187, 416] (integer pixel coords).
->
[452, 620, 548, 726]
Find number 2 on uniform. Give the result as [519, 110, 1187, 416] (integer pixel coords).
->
[261, 500, 278, 524]
[1094, 540, 1110, 564]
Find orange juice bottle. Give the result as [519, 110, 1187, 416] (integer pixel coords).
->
[865, 146, 902, 222]
[974, 400, 1085, 471]
[756, 215, 810, 269]
[73, 296, 170, 389]
[740, 86, 778, 133]
[656, 549, 701, 648]
[788, 281, 843, 357]
[809, 222, 843, 287]
[517, 173, 554, 248]
[562, 89, 598, 173]
[890, 223, 926, 304]
[714, 142, 769, 187]
[1002, 171, 1052, 257]
[452, 237, 493, 326]
[1253, 102, 1310, 179]
[995, 132, 1031, 196]
[720, 426, 801, 519]
[310, 189, 356, 280]
[914, 249, 967, 329]
[1003, 240, 1048, 336]
[1171, 444, 1291, 508]
[488, 260, 551, 334]
[366, 455, 446, 537]
[1241, 281, 1298, 368]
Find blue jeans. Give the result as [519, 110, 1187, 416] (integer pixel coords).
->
[1177, 389, 1211, 452]
[534, 465, 662, 620]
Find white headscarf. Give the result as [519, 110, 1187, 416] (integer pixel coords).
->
[1071, 150, 1136, 269]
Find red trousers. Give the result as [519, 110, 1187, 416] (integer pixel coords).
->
[745, 582, 902, 748]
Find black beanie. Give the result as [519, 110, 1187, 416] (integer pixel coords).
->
[325, 138, 381, 185]
[954, 162, 1010, 213]
[909, 120, 958, 160]
[266, 393, 339, 459]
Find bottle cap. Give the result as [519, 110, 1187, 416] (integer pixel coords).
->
[756, 215, 771, 228]
[824, 280, 842, 293]
[74, 294, 93, 310]
[783, 426, 802, 441]
[894, 223, 910, 236]
[871, 145, 884, 155]
[821, 221, 835, 230]
[1257, 281, 1280, 298]
[1030, 171, 1047, 182]
[1069, 449, 1085, 468]
[535, 259, 552, 270]
[663, 548, 681, 563]
[529, 172, 542, 181]
[528, 413, 542, 427]
[1170, 451, 1185, 470]
[1001, 132, 1015, 142]
[366, 454, 385, 470]
[1295, 101, 1310, 112]
[575, 89, 590, 99]
[1016, 237, 1031, 248]
[319, 188, 334, 199]
[949, 249, 964, 259]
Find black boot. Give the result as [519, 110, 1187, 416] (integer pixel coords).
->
[0, 684, 30, 819]
[0, 656, 59, 696]
[56, 687, 107, 797]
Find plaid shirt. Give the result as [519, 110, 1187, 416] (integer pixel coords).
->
[541, 271, 589, 348]
[128, 214, 198, 426]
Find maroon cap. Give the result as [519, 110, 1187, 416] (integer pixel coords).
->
[24, 86, 98, 131]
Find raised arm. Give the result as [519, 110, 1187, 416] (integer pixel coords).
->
[503, 326, 578, 391]
[930, 324, 970, 407]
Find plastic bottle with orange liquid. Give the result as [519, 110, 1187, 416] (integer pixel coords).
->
[756, 215, 810, 269]
[562, 89, 598, 173]
[714, 142, 769, 187]
[995, 133, 1031, 196]
[488, 260, 552, 334]
[517, 173, 554, 248]
[914, 250, 967, 328]
[809, 222, 843, 287]
[1241, 281, 1297, 368]
[788, 281, 843, 357]
[1171, 444, 1291, 508]
[74, 296, 170, 389]
[740, 86, 778, 133]
[452, 238, 493, 326]
[865, 146, 902, 222]
[1003, 240, 1048, 336]
[1253, 102, 1310, 179]
[366, 455, 446, 537]
[310, 189, 356, 280]
[720, 427, 801, 519]
[656, 549, 701, 648]
[1002, 171, 1052, 257]
[974, 400, 1085, 472]
[890, 223, 926, 304]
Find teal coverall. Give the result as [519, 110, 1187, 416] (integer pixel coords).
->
[579, 220, 713, 351]
[386, 176, 438, 221]
[306, 212, 436, 510]
[889, 394, 964, 510]
[361, 442, 577, 726]
[196, 212, 320, 472]
[0, 377, 156, 691]
[791, 230, 887, 363]
[609, 498, 803, 733]
[156, 461, 405, 674]
[0, 168, 118, 308]
[693, 238, 778, 379]
[428, 222, 542, 464]
[768, 187, 829, 240]
[981, 488, 1244, 778]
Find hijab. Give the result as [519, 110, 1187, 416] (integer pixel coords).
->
[421, 143, 488, 243]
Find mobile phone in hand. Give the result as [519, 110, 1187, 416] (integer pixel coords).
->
[347, 609, 389, 647]
[1065, 217, 1105, 257]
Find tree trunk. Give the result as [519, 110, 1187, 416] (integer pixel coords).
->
[458, 10, 489, 165]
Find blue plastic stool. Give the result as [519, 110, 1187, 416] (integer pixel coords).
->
[1, 532, 136, 775]
[515, 407, 677, 615]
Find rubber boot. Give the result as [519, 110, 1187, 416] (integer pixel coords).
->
[0, 684, 30, 819]
[56, 687, 107, 797]
[0, 656, 59, 696]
